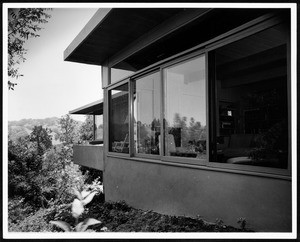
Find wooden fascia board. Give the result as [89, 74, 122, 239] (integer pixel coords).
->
[64, 8, 112, 62]
[107, 8, 213, 68]
[69, 99, 103, 115]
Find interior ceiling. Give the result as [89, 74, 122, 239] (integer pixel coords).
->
[216, 22, 288, 65]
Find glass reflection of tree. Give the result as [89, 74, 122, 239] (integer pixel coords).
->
[136, 118, 160, 155]
[171, 113, 207, 154]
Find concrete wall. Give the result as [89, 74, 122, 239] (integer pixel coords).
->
[73, 144, 104, 170]
[103, 156, 291, 232]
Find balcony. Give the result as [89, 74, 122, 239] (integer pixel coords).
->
[73, 144, 104, 170]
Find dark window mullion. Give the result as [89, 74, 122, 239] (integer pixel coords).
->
[208, 51, 217, 163]
[160, 67, 165, 157]
[128, 80, 134, 156]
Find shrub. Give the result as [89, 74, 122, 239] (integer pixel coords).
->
[50, 187, 101, 232]
[8, 197, 34, 224]
[9, 207, 56, 232]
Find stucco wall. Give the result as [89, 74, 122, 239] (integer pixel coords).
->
[103, 156, 291, 232]
[73, 144, 104, 170]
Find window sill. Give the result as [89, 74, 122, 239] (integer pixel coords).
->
[89, 140, 103, 145]
[106, 154, 291, 181]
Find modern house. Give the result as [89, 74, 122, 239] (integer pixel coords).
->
[65, 7, 293, 232]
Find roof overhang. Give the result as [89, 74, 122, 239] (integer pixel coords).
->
[64, 8, 282, 71]
[69, 99, 103, 115]
[63, 8, 203, 66]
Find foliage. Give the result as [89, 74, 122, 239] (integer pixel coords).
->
[8, 117, 60, 142]
[80, 166, 103, 184]
[8, 130, 53, 207]
[82, 200, 252, 232]
[56, 114, 80, 145]
[38, 145, 86, 205]
[249, 120, 288, 161]
[7, 115, 95, 231]
[8, 120, 86, 210]
[50, 188, 101, 232]
[237, 217, 247, 231]
[9, 207, 56, 232]
[172, 113, 207, 149]
[9, 193, 251, 232]
[79, 115, 94, 143]
[8, 196, 34, 224]
[30, 125, 52, 155]
[8, 8, 51, 89]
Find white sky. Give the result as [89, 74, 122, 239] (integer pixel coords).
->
[7, 8, 101, 122]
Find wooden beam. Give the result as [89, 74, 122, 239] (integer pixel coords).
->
[108, 8, 213, 67]
[64, 8, 112, 61]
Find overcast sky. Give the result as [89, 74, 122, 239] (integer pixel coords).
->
[7, 8, 101, 121]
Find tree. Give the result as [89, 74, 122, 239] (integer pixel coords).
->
[8, 125, 53, 208]
[29, 125, 52, 155]
[188, 117, 202, 142]
[79, 115, 94, 143]
[8, 8, 51, 90]
[57, 114, 79, 145]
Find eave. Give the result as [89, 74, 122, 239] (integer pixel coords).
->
[69, 99, 103, 115]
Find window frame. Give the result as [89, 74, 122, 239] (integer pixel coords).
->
[160, 51, 208, 166]
[206, 20, 291, 177]
[89, 114, 103, 144]
[131, 69, 163, 160]
[107, 79, 131, 157]
[106, 12, 291, 177]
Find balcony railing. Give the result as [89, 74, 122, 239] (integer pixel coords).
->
[73, 144, 104, 170]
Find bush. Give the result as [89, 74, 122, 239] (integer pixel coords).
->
[8, 197, 34, 224]
[80, 166, 103, 184]
[8, 207, 56, 232]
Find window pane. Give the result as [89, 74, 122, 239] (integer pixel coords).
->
[164, 55, 207, 159]
[133, 72, 160, 155]
[109, 84, 129, 153]
[94, 115, 103, 141]
[212, 23, 288, 169]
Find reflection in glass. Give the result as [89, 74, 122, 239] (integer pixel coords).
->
[213, 23, 288, 168]
[109, 84, 129, 153]
[134, 72, 160, 155]
[164, 55, 207, 159]
[94, 115, 103, 141]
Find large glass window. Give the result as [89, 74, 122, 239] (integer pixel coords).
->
[109, 83, 129, 153]
[133, 72, 161, 155]
[107, 18, 290, 173]
[211, 23, 289, 169]
[94, 114, 103, 141]
[164, 55, 207, 159]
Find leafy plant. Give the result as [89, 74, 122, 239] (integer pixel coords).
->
[215, 218, 224, 227]
[50, 188, 101, 232]
[8, 8, 51, 89]
[237, 217, 247, 230]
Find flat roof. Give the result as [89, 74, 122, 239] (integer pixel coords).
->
[69, 99, 103, 115]
[63, 8, 277, 72]
[63, 8, 189, 66]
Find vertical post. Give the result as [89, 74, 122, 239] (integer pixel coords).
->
[101, 64, 110, 88]
[129, 79, 135, 157]
[207, 50, 216, 164]
[160, 67, 165, 157]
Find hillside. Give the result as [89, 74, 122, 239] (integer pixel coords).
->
[8, 117, 61, 144]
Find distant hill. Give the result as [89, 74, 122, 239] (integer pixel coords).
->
[8, 117, 61, 144]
